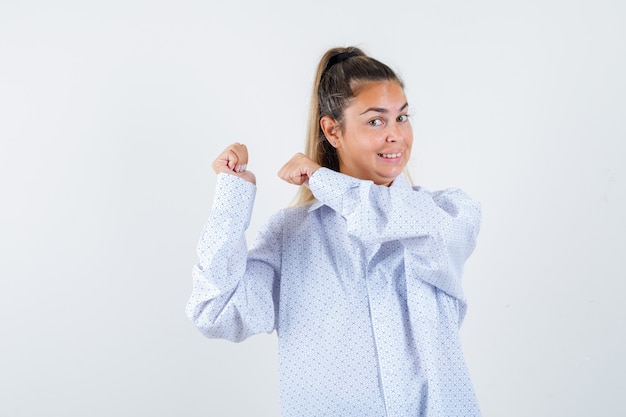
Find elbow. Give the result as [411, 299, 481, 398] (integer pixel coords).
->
[185, 298, 249, 343]
[185, 299, 212, 334]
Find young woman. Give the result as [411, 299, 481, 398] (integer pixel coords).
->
[187, 46, 482, 416]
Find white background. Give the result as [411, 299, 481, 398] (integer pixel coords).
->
[1, 1, 625, 416]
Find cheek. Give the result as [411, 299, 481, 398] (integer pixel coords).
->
[404, 130, 414, 147]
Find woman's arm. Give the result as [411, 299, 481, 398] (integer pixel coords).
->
[186, 173, 282, 342]
[308, 167, 480, 301]
[309, 168, 479, 243]
[186, 144, 282, 342]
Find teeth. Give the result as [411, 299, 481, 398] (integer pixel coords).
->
[379, 152, 401, 159]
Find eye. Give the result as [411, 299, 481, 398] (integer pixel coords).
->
[368, 118, 384, 127]
[397, 114, 410, 123]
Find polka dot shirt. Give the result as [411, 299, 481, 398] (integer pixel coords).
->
[187, 167, 482, 416]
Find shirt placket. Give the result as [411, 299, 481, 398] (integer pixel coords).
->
[364, 243, 402, 417]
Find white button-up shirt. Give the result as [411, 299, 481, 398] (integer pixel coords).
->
[187, 167, 482, 416]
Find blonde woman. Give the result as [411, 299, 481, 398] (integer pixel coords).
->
[187, 46, 482, 416]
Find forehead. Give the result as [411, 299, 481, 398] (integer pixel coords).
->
[348, 81, 407, 110]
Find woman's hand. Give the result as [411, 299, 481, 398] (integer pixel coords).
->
[278, 153, 321, 187]
[212, 142, 256, 184]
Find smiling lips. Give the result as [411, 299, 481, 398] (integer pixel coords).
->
[378, 152, 402, 159]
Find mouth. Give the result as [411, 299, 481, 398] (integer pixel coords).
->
[378, 152, 402, 159]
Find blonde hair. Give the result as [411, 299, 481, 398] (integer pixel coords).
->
[294, 46, 411, 205]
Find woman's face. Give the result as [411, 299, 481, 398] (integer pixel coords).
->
[334, 80, 413, 186]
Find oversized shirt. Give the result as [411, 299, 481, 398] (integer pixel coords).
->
[187, 167, 482, 417]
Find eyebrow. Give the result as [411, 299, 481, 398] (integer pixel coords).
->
[359, 102, 409, 115]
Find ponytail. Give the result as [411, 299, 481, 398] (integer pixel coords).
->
[293, 46, 404, 205]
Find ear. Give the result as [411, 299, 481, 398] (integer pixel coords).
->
[320, 116, 341, 148]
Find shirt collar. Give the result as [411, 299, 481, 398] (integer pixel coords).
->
[308, 200, 324, 213]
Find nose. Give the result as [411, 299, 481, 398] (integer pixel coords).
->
[386, 122, 403, 142]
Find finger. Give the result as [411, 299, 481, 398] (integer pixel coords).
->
[214, 143, 249, 173]
[281, 169, 308, 186]
[227, 145, 248, 169]
[278, 158, 303, 184]
[278, 153, 321, 186]
[233, 145, 248, 170]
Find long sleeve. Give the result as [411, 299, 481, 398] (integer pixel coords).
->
[186, 173, 282, 342]
[308, 167, 481, 302]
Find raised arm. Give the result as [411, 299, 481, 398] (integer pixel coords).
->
[308, 168, 479, 245]
[307, 167, 481, 301]
[186, 144, 281, 342]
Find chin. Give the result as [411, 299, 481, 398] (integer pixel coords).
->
[377, 169, 403, 182]
[372, 175, 398, 186]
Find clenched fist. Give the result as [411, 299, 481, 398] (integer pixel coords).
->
[278, 153, 321, 187]
[213, 142, 256, 184]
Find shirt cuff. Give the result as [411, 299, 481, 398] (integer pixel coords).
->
[308, 167, 362, 213]
[211, 173, 256, 231]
